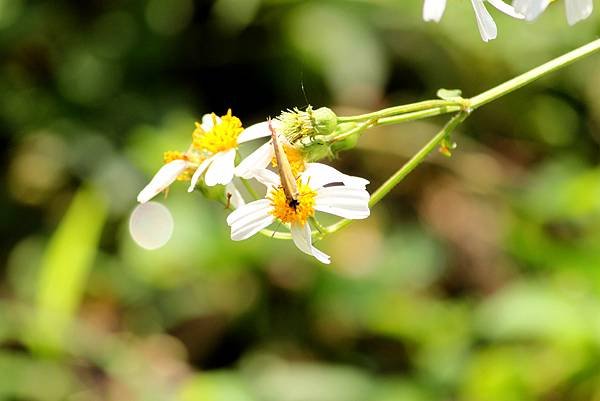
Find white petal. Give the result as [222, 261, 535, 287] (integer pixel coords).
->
[423, 0, 447, 22]
[252, 169, 281, 188]
[137, 160, 188, 203]
[235, 141, 275, 179]
[302, 163, 369, 190]
[487, 0, 525, 18]
[226, 182, 245, 208]
[512, 0, 549, 20]
[227, 198, 271, 225]
[187, 157, 213, 192]
[231, 216, 275, 241]
[201, 113, 221, 131]
[226, 199, 274, 241]
[565, 0, 593, 25]
[471, 0, 497, 42]
[204, 149, 236, 186]
[315, 186, 371, 220]
[290, 223, 331, 264]
[237, 121, 273, 144]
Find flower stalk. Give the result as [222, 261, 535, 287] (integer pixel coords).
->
[260, 38, 600, 241]
[333, 38, 600, 133]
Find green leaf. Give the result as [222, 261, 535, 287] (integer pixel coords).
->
[436, 88, 463, 101]
[28, 186, 107, 354]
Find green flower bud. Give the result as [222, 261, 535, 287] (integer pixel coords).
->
[311, 107, 337, 135]
[279, 105, 338, 144]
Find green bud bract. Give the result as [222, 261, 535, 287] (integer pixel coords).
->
[312, 107, 337, 135]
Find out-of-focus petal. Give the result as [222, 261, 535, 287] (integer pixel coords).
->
[423, 0, 447, 21]
[290, 222, 331, 264]
[201, 113, 220, 132]
[565, 0, 593, 25]
[487, 0, 525, 18]
[205, 149, 236, 186]
[512, 0, 549, 20]
[471, 0, 498, 41]
[137, 160, 188, 203]
[252, 169, 281, 188]
[237, 121, 274, 143]
[235, 141, 275, 179]
[187, 157, 213, 192]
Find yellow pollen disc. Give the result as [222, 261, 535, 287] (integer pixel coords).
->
[163, 150, 201, 181]
[271, 145, 306, 176]
[269, 180, 316, 225]
[163, 150, 184, 164]
[192, 109, 243, 154]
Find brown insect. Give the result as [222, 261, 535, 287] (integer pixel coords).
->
[269, 118, 300, 209]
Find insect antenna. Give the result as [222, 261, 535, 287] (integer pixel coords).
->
[300, 72, 310, 108]
[270, 220, 283, 238]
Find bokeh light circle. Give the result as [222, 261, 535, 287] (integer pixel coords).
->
[129, 201, 174, 250]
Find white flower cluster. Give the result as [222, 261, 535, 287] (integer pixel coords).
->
[423, 0, 593, 41]
[137, 112, 371, 264]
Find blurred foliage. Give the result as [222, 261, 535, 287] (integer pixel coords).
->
[1, 0, 600, 400]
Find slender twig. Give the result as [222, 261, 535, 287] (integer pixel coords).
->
[257, 39, 600, 240]
[322, 112, 468, 237]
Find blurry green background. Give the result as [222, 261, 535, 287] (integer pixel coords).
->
[2, 0, 600, 400]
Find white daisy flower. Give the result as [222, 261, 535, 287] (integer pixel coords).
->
[423, 0, 524, 41]
[513, 0, 593, 25]
[226, 165, 371, 264]
[187, 110, 270, 192]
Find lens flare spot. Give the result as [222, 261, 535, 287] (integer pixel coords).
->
[129, 202, 174, 250]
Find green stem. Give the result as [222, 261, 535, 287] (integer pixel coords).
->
[337, 99, 462, 122]
[335, 39, 600, 126]
[330, 119, 377, 142]
[310, 216, 328, 234]
[375, 105, 463, 126]
[259, 227, 292, 240]
[241, 178, 259, 200]
[323, 112, 468, 236]
[369, 112, 467, 206]
[469, 38, 600, 109]
[330, 106, 463, 143]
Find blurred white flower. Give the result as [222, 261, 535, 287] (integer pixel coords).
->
[423, 0, 524, 41]
[513, 0, 593, 25]
[187, 110, 270, 191]
[226, 165, 370, 264]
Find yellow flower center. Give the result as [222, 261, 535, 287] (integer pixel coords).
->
[163, 150, 201, 181]
[192, 109, 243, 154]
[269, 179, 316, 225]
[271, 145, 306, 176]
